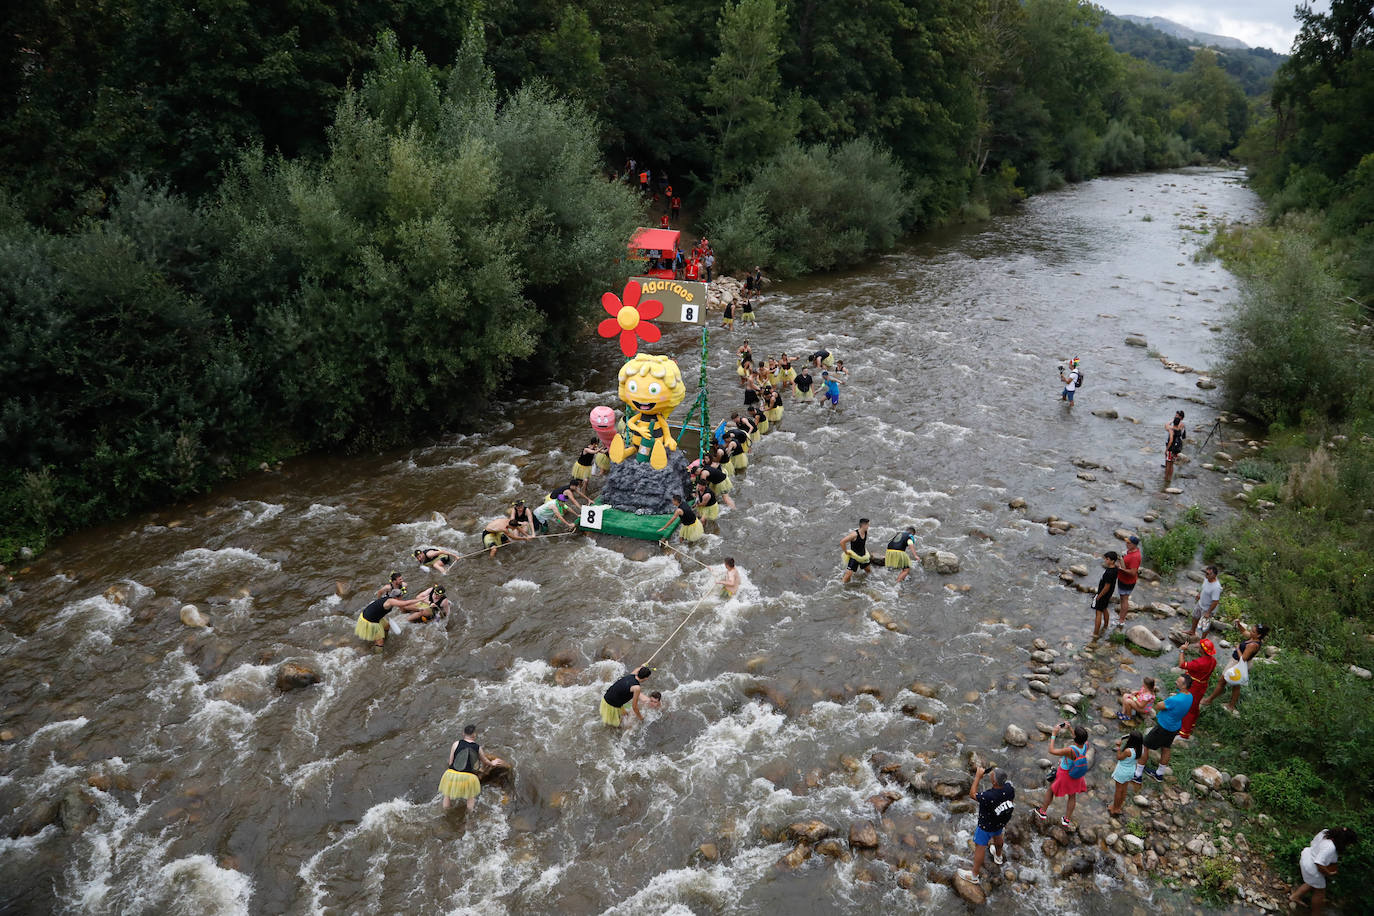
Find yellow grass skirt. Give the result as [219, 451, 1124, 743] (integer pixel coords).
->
[757, 417, 770, 435]
[355, 613, 385, 642]
[697, 502, 720, 521]
[680, 519, 704, 542]
[711, 477, 733, 495]
[571, 462, 592, 480]
[732, 452, 748, 471]
[600, 698, 623, 726]
[885, 549, 912, 569]
[439, 769, 481, 800]
[594, 452, 610, 471]
[766, 406, 783, 423]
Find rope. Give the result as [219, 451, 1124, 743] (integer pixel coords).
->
[419, 530, 580, 564]
[643, 578, 720, 667]
[659, 539, 713, 571]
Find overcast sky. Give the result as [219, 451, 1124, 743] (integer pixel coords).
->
[1107, 0, 1328, 53]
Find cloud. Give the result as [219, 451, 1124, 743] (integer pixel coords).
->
[1107, 1, 1319, 53]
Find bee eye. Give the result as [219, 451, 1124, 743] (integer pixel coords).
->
[648, 382, 661, 396]
[627, 380, 639, 393]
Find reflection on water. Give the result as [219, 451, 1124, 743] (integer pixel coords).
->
[0, 170, 1262, 914]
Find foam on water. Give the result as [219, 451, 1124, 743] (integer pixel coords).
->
[160, 547, 282, 575]
[156, 855, 254, 915]
[499, 578, 541, 593]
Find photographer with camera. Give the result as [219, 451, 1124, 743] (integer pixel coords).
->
[1058, 358, 1082, 408]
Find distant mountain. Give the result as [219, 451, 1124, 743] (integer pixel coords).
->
[1118, 14, 1250, 50]
[1102, 12, 1286, 96]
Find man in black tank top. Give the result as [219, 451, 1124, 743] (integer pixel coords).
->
[600, 666, 652, 727]
[840, 518, 873, 583]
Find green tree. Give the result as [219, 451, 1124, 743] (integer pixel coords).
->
[706, 0, 799, 187]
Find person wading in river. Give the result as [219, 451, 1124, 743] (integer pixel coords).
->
[601, 666, 653, 727]
[1164, 410, 1186, 466]
[959, 765, 1014, 886]
[884, 526, 920, 582]
[438, 724, 506, 811]
[354, 592, 428, 648]
[1115, 535, 1141, 629]
[840, 518, 872, 583]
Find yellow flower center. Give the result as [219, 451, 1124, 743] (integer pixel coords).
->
[617, 305, 639, 331]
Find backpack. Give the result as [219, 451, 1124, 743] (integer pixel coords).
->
[1066, 746, 1090, 779]
[1073, 370, 1085, 389]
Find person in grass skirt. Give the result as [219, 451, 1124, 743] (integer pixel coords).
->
[658, 494, 703, 542]
[439, 724, 506, 811]
[355, 592, 428, 647]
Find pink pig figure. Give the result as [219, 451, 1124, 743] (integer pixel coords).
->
[589, 406, 618, 448]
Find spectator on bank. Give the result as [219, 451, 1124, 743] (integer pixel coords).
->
[1034, 722, 1090, 828]
[1115, 535, 1142, 629]
[1202, 622, 1269, 715]
[1107, 731, 1144, 817]
[958, 765, 1014, 886]
[1187, 565, 1222, 636]
[1176, 638, 1216, 740]
[1289, 827, 1358, 915]
[1138, 676, 1192, 782]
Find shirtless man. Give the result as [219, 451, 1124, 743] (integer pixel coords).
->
[413, 548, 456, 575]
[482, 517, 531, 558]
[717, 557, 740, 598]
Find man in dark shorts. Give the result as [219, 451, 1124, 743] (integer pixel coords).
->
[1091, 550, 1119, 640]
[840, 518, 872, 584]
[958, 765, 1014, 886]
[1139, 675, 1193, 782]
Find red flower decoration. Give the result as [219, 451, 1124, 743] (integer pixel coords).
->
[597, 280, 663, 357]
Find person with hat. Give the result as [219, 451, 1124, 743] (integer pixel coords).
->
[375, 571, 407, 598]
[1176, 638, 1217, 739]
[406, 583, 452, 623]
[958, 764, 1015, 886]
[508, 499, 535, 539]
[533, 487, 578, 534]
[1059, 357, 1082, 407]
[1115, 535, 1142, 629]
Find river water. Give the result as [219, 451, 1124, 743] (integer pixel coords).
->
[0, 169, 1262, 915]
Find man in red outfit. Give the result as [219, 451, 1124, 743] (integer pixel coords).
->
[1176, 638, 1217, 739]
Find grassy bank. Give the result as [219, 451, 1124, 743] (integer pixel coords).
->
[1179, 216, 1374, 909]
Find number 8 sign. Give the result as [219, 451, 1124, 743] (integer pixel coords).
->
[680, 304, 698, 324]
[580, 505, 603, 530]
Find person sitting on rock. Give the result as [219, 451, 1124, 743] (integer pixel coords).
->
[1118, 676, 1156, 722]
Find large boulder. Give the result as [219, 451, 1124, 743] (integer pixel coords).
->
[276, 661, 322, 691]
[1192, 765, 1225, 790]
[848, 820, 880, 849]
[1004, 724, 1029, 747]
[1126, 625, 1163, 652]
[179, 604, 209, 627]
[922, 551, 961, 574]
[953, 871, 987, 905]
[788, 820, 832, 843]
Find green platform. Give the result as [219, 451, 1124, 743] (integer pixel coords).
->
[577, 503, 679, 541]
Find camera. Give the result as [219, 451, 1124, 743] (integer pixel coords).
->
[1057, 365, 1065, 373]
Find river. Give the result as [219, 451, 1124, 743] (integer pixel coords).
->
[0, 168, 1263, 915]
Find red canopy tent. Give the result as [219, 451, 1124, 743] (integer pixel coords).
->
[628, 227, 681, 279]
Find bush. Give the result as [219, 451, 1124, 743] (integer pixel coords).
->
[1234, 457, 1288, 484]
[1142, 520, 1202, 575]
[705, 137, 912, 277]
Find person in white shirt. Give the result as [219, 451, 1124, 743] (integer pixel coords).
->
[1188, 565, 1222, 636]
[1058, 358, 1081, 408]
[1289, 827, 1357, 914]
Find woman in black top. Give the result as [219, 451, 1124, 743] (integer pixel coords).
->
[438, 724, 505, 810]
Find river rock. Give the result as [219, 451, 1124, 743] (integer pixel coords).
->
[1009, 498, 1027, 511]
[815, 838, 848, 859]
[1091, 408, 1119, 419]
[697, 843, 719, 862]
[275, 662, 322, 691]
[179, 604, 209, 627]
[788, 820, 832, 843]
[1113, 528, 1135, 541]
[1124, 336, 1149, 347]
[59, 785, 98, 833]
[1124, 834, 1146, 853]
[953, 871, 986, 905]
[922, 551, 961, 574]
[1164, 486, 1183, 494]
[1231, 774, 1250, 792]
[909, 681, 939, 698]
[776, 843, 811, 870]
[1069, 565, 1088, 577]
[1191, 765, 1224, 790]
[1126, 625, 1162, 651]
[1351, 665, 1373, 680]
[1196, 377, 1217, 389]
[1004, 724, 1029, 747]
[849, 820, 880, 849]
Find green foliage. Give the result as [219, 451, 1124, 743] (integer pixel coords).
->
[1100, 12, 1284, 97]
[1234, 457, 1288, 484]
[1142, 520, 1203, 576]
[1211, 220, 1373, 426]
[704, 139, 911, 276]
[1195, 857, 1236, 907]
[706, 0, 799, 188]
[1251, 757, 1326, 821]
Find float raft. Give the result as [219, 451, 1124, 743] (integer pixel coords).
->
[576, 503, 679, 540]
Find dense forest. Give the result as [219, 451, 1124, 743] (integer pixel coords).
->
[1, 0, 1261, 559]
[1099, 12, 1285, 97]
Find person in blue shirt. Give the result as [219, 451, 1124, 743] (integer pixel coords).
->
[1138, 675, 1193, 782]
[821, 370, 843, 409]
